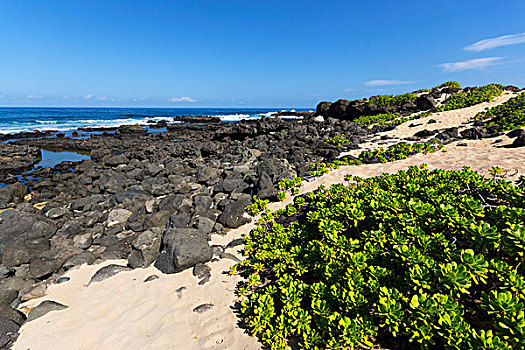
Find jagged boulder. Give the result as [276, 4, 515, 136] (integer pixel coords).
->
[416, 95, 437, 110]
[217, 197, 252, 228]
[0, 183, 27, 204]
[315, 101, 331, 116]
[0, 210, 57, 267]
[511, 133, 525, 148]
[127, 228, 162, 268]
[154, 228, 212, 274]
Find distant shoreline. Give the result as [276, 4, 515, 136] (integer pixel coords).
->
[0, 107, 313, 135]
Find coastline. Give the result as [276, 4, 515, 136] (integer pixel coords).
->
[12, 133, 525, 350]
[1, 84, 525, 349]
[0, 108, 310, 137]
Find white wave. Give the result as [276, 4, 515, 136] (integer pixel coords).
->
[0, 118, 146, 134]
[146, 116, 172, 121]
[0, 126, 75, 134]
[217, 112, 304, 121]
[35, 120, 57, 124]
[0, 112, 305, 135]
[218, 114, 253, 122]
[77, 119, 100, 124]
[259, 111, 278, 117]
[0, 128, 32, 135]
[77, 118, 137, 124]
[33, 126, 82, 133]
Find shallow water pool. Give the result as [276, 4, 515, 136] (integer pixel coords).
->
[35, 149, 91, 169]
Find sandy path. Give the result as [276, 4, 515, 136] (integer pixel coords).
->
[343, 91, 517, 155]
[12, 95, 525, 350]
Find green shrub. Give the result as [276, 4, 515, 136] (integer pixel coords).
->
[368, 93, 418, 108]
[444, 84, 504, 111]
[518, 175, 525, 190]
[432, 81, 461, 91]
[310, 141, 443, 176]
[415, 82, 460, 94]
[353, 111, 432, 128]
[276, 191, 287, 202]
[353, 112, 400, 127]
[238, 166, 525, 349]
[326, 135, 352, 147]
[348, 141, 443, 165]
[246, 196, 270, 216]
[278, 176, 304, 191]
[475, 92, 525, 131]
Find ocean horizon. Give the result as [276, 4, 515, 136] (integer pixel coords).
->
[0, 107, 312, 135]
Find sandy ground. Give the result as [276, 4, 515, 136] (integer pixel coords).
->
[12, 95, 525, 350]
[342, 91, 517, 156]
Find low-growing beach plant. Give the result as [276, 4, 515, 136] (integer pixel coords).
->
[432, 81, 461, 91]
[247, 196, 270, 216]
[474, 92, 525, 131]
[353, 112, 401, 127]
[276, 191, 287, 202]
[309, 141, 443, 176]
[326, 136, 352, 147]
[309, 161, 330, 177]
[444, 84, 504, 111]
[237, 166, 525, 350]
[278, 176, 304, 191]
[367, 93, 418, 108]
[518, 175, 525, 190]
[351, 111, 432, 129]
[415, 82, 460, 94]
[349, 141, 443, 165]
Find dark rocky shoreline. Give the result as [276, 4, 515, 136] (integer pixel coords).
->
[0, 114, 370, 347]
[0, 87, 524, 348]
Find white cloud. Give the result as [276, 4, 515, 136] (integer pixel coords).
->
[344, 88, 355, 92]
[363, 80, 417, 86]
[83, 94, 114, 101]
[133, 97, 147, 102]
[26, 95, 41, 99]
[62, 96, 70, 100]
[465, 32, 525, 52]
[169, 96, 197, 103]
[438, 57, 503, 72]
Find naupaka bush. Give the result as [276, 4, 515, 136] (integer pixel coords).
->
[475, 92, 525, 131]
[236, 166, 525, 349]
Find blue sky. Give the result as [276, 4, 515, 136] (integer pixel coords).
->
[1, 0, 524, 108]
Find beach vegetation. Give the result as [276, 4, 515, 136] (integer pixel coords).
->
[353, 111, 433, 128]
[237, 166, 525, 350]
[326, 136, 352, 147]
[277, 191, 287, 202]
[278, 176, 304, 191]
[444, 84, 504, 111]
[367, 93, 418, 108]
[247, 196, 270, 216]
[432, 81, 461, 91]
[474, 92, 525, 131]
[310, 141, 443, 177]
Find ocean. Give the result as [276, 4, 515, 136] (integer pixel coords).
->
[0, 107, 311, 135]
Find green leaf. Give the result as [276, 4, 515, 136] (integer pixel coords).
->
[410, 295, 419, 309]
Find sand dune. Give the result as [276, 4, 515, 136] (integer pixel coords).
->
[12, 97, 525, 350]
